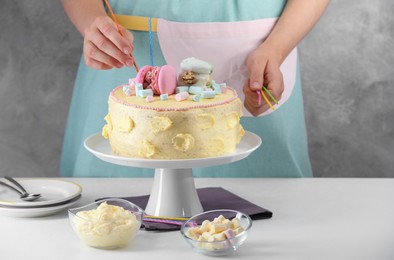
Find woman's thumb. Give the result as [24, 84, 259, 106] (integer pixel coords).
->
[249, 69, 263, 91]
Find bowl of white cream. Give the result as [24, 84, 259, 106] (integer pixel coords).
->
[68, 198, 143, 249]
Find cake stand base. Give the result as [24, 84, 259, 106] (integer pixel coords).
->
[84, 131, 261, 218]
[146, 168, 203, 217]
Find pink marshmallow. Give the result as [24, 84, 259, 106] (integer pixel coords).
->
[129, 78, 136, 87]
[175, 92, 189, 101]
[146, 95, 154, 102]
[223, 229, 235, 239]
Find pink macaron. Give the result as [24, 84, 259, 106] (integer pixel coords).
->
[134, 65, 152, 88]
[135, 65, 177, 95]
[158, 65, 177, 95]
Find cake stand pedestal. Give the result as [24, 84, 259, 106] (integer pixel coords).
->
[84, 131, 261, 217]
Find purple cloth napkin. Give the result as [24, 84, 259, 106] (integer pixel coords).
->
[97, 187, 272, 231]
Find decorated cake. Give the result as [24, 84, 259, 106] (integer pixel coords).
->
[102, 57, 245, 159]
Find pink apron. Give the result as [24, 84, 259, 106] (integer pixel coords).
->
[157, 18, 298, 117]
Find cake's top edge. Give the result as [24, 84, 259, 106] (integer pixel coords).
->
[109, 57, 241, 112]
[110, 86, 239, 112]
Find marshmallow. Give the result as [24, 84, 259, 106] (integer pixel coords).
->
[201, 91, 215, 99]
[231, 218, 241, 229]
[175, 92, 189, 101]
[145, 95, 154, 102]
[176, 86, 189, 93]
[185, 227, 200, 240]
[129, 78, 136, 87]
[160, 93, 168, 101]
[212, 232, 227, 241]
[135, 83, 143, 97]
[209, 223, 227, 234]
[122, 84, 134, 96]
[192, 94, 201, 102]
[185, 214, 245, 251]
[200, 220, 211, 233]
[222, 229, 236, 249]
[189, 86, 203, 95]
[223, 229, 235, 239]
[139, 89, 153, 98]
[233, 227, 245, 235]
[214, 214, 226, 223]
[201, 231, 212, 241]
[212, 82, 222, 95]
[122, 84, 129, 92]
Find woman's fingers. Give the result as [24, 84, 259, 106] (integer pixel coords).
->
[248, 59, 266, 91]
[84, 57, 113, 70]
[83, 16, 135, 69]
[84, 38, 122, 69]
[264, 61, 284, 102]
[244, 97, 270, 116]
[89, 28, 132, 67]
[121, 27, 135, 49]
[243, 82, 271, 116]
[97, 19, 130, 54]
[244, 49, 285, 116]
[243, 61, 284, 117]
[95, 18, 135, 66]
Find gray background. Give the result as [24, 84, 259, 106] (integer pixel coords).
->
[0, 1, 393, 178]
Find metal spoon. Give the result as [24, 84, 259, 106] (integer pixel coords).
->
[0, 180, 42, 201]
[2, 176, 41, 201]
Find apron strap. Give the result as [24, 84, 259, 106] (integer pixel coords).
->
[114, 15, 158, 32]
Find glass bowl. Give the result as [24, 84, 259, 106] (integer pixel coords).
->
[180, 209, 252, 256]
[68, 198, 144, 249]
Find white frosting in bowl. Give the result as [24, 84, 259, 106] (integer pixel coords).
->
[70, 200, 142, 249]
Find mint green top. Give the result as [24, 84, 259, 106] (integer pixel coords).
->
[60, 0, 313, 178]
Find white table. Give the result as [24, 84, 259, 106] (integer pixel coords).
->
[1, 178, 394, 260]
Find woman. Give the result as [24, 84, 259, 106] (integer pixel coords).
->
[60, 0, 329, 177]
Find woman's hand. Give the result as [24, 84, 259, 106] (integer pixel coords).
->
[242, 0, 330, 116]
[83, 15, 135, 70]
[243, 45, 284, 116]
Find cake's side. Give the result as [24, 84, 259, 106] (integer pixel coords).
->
[103, 87, 245, 159]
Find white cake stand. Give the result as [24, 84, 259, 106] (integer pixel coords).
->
[84, 131, 261, 218]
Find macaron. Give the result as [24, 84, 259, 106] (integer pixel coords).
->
[158, 65, 177, 95]
[134, 65, 177, 95]
[179, 57, 213, 87]
[134, 65, 153, 88]
[180, 57, 212, 74]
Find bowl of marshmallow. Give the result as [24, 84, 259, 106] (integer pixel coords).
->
[180, 209, 252, 256]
